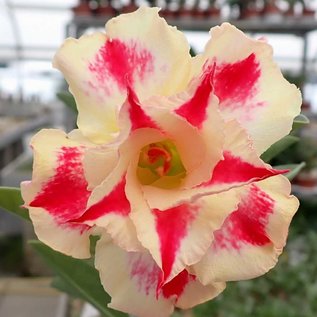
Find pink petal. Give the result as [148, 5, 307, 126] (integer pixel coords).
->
[119, 86, 160, 132]
[194, 23, 302, 154]
[77, 165, 142, 252]
[21, 129, 92, 258]
[193, 175, 299, 284]
[53, 7, 191, 143]
[213, 53, 261, 107]
[75, 176, 130, 222]
[200, 151, 285, 187]
[30, 146, 90, 225]
[88, 39, 154, 92]
[175, 65, 215, 129]
[127, 164, 239, 284]
[95, 236, 225, 316]
[152, 204, 198, 282]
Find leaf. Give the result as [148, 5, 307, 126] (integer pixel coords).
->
[261, 135, 299, 163]
[274, 162, 306, 181]
[57, 91, 78, 114]
[51, 276, 83, 299]
[0, 187, 30, 221]
[30, 240, 126, 317]
[292, 114, 310, 130]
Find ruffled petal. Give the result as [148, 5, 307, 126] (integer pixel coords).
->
[143, 91, 223, 191]
[21, 129, 91, 258]
[197, 120, 284, 192]
[105, 7, 191, 96]
[192, 175, 299, 284]
[83, 146, 119, 190]
[142, 120, 283, 211]
[195, 23, 301, 154]
[126, 165, 240, 284]
[95, 235, 174, 317]
[175, 272, 225, 310]
[95, 235, 225, 316]
[74, 162, 142, 252]
[53, 7, 191, 143]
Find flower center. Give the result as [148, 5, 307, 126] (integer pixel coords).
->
[137, 140, 186, 189]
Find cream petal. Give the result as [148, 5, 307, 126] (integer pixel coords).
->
[193, 175, 299, 284]
[95, 236, 174, 317]
[53, 7, 191, 143]
[95, 236, 225, 316]
[21, 129, 92, 258]
[127, 162, 240, 283]
[75, 161, 142, 252]
[195, 23, 301, 154]
[142, 120, 282, 211]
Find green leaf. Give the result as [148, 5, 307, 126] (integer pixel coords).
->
[261, 135, 299, 163]
[51, 276, 83, 299]
[30, 240, 126, 317]
[292, 114, 310, 130]
[274, 162, 306, 181]
[57, 91, 78, 114]
[0, 187, 30, 221]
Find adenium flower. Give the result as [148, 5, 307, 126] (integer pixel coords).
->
[21, 7, 301, 317]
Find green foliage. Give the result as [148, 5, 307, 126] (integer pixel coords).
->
[30, 240, 126, 317]
[261, 135, 299, 163]
[0, 187, 30, 221]
[292, 114, 310, 130]
[274, 162, 306, 181]
[0, 235, 24, 274]
[272, 136, 317, 171]
[57, 91, 78, 114]
[261, 114, 309, 163]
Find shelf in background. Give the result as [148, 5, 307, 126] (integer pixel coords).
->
[67, 15, 317, 36]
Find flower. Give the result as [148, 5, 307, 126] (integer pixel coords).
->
[21, 7, 301, 317]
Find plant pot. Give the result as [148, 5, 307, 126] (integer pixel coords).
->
[204, 6, 221, 19]
[302, 7, 315, 17]
[301, 100, 311, 111]
[283, 3, 297, 18]
[192, 8, 206, 19]
[240, 8, 260, 20]
[177, 8, 194, 18]
[262, 2, 282, 21]
[121, 4, 139, 14]
[294, 170, 317, 188]
[72, 2, 92, 16]
[160, 7, 177, 18]
[97, 4, 115, 16]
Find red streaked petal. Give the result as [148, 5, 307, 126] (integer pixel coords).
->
[73, 176, 130, 222]
[95, 237, 225, 316]
[75, 167, 142, 252]
[30, 146, 90, 224]
[175, 64, 215, 128]
[193, 175, 299, 284]
[161, 269, 195, 299]
[21, 129, 92, 258]
[88, 38, 154, 92]
[153, 205, 198, 282]
[95, 237, 174, 317]
[124, 86, 160, 131]
[53, 7, 192, 143]
[212, 184, 273, 250]
[194, 23, 301, 154]
[127, 161, 239, 283]
[200, 151, 285, 187]
[213, 53, 261, 107]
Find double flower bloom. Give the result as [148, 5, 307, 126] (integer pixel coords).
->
[22, 7, 301, 317]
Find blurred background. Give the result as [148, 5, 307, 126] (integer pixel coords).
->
[0, 0, 317, 316]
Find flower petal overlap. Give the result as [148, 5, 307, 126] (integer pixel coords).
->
[21, 7, 301, 317]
